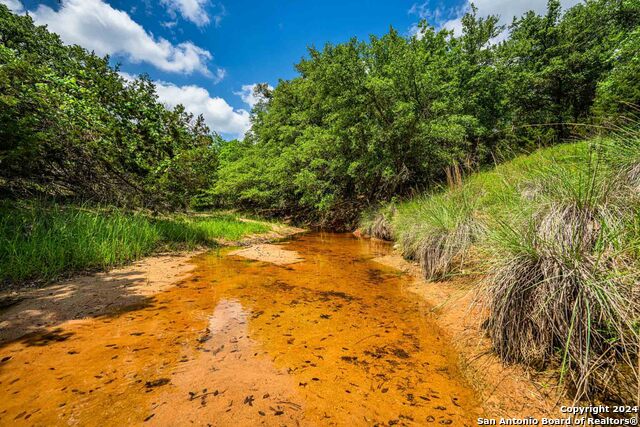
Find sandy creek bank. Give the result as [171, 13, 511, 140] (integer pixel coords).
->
[0, 232, 560, 426]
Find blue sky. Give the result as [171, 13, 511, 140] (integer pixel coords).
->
[2, 0, 580, 139]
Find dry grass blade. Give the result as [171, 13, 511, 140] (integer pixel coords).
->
[360, 205, 396, 241]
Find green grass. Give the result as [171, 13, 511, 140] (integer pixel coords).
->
[363, 136, 640, 402]
[372, 141, 594, 268]
[154, 213, 270, 242]
[0, 203, 271, 284]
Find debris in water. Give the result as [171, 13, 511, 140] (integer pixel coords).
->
[145, 378, 170, 389]
[340, 355, 358, 364]
[391, 348, 410, 359]
[197, 328, 211, 343]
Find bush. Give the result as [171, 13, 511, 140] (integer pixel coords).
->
[484, 153, 639, 400]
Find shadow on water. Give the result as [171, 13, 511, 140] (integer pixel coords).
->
[0, 233, 482, 426]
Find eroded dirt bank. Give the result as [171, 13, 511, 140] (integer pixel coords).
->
[0, 251, 202, 345]
[0, 233, 483, 426]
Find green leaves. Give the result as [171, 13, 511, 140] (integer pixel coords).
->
[2, 0, 637, 228]
[0, 5, 218, 210]
[212, 0, 639, 228]
[215, 22, 491, 227]
[594, 27, 640, 118]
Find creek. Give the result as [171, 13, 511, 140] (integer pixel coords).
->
[0, 233, 481, 426]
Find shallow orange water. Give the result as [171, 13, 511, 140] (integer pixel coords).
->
[0, 233, 482, 426]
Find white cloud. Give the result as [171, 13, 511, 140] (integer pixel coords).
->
[119, 73, 250, 138]
[155, 81, 250, 137]
[212, 4, 227, 27]
[160, 0, 210, 27]
[161, 20, 178, 29]
[118, 72, 137, 83]
[0, 0, 24, 13]
[30, 0, 214, 76]
[409, 0, 582, 39]
[441, 17, 465, 38]
[235, 83, 274, 108]
[160, 0, 226, 27]
[119, 72, 249, 137]
[212, 67, 227, 84]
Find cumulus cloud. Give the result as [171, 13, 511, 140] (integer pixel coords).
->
[31, 0, 213, 76]
[409, 0, 582, 39]
[160, 0, 226, 27]
[160, 0, 210, 27]
[0, 0, 24, 13]
[119, 73, 250, 138]
[235, 83, 274, 108]
[155, 82, 250, 137]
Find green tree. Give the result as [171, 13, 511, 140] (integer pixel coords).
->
[0, 5, 218, 209]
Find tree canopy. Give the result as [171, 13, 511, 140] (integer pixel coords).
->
[0, 5, 221, 210]
[212, 0, 640, 227]
[1, 1, 639, 226]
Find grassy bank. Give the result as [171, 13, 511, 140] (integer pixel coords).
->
[0, 203, 271, 285]
[361, 136, 640, 403]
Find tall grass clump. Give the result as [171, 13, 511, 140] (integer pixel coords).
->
[601, 129, 640, 195]
[484, 146, 640, 401]
[154, 213, 269, 243]
[384, 144, 591, 283]
[393, 186, 485, 281]
[0, 203, 271, 285]
[359, 204, 396, 241]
